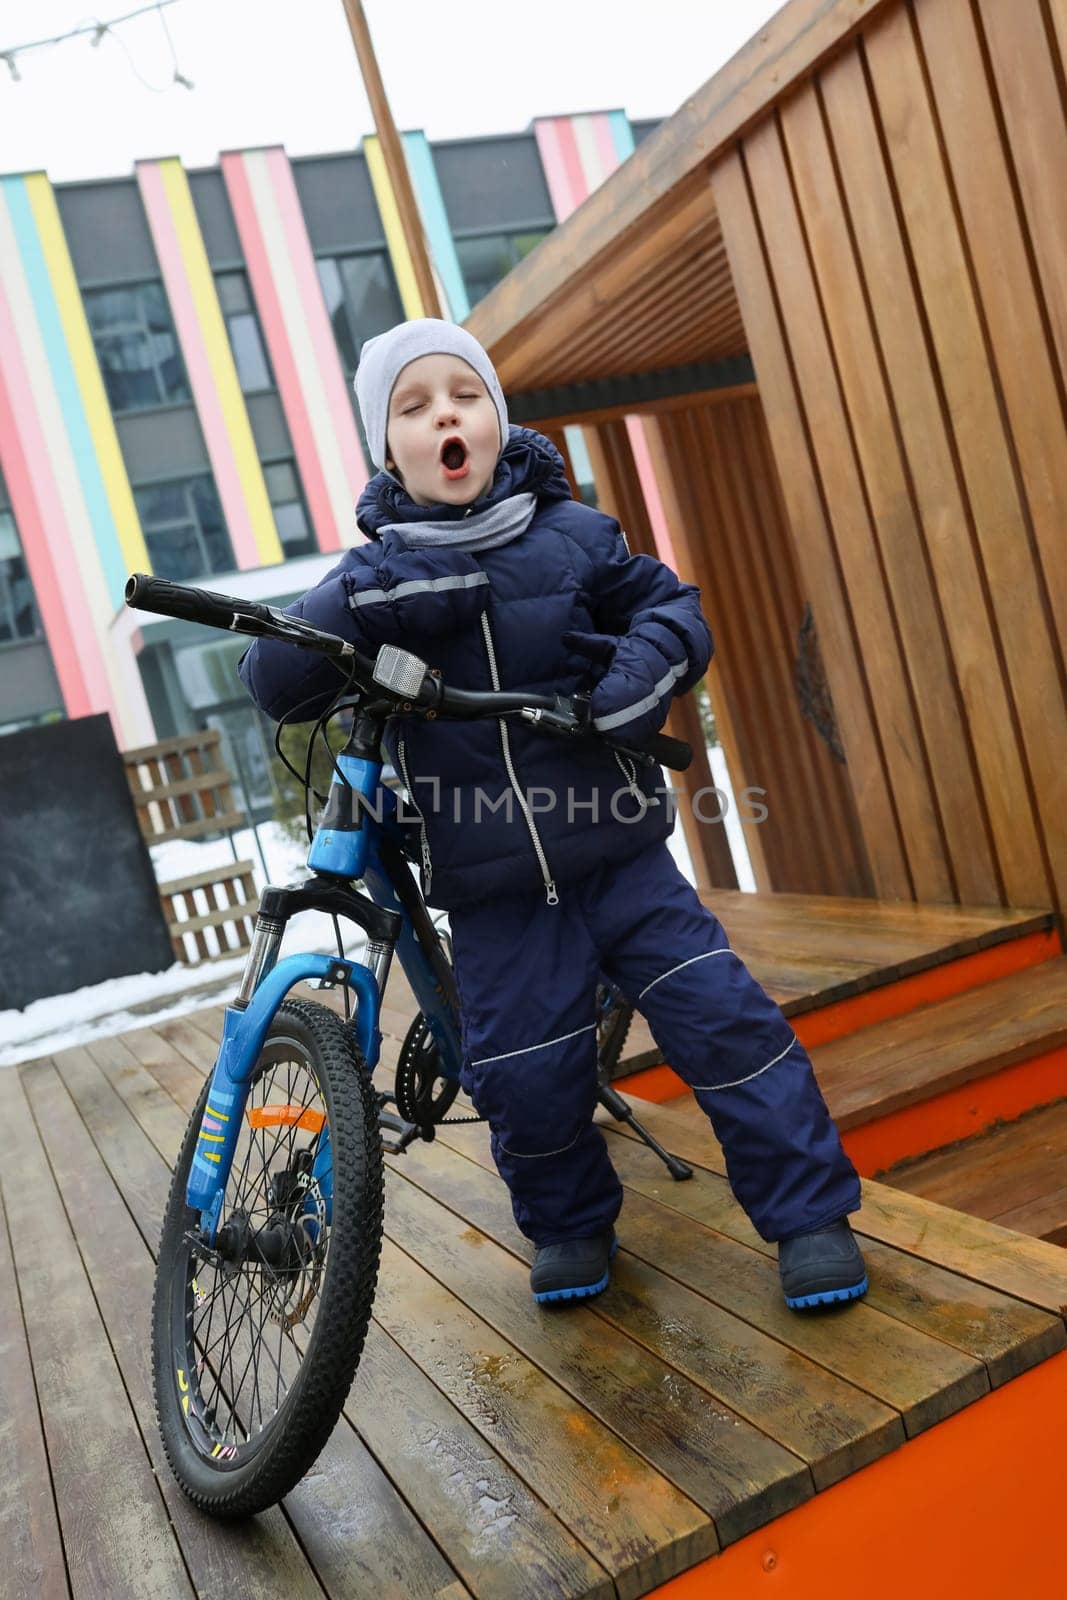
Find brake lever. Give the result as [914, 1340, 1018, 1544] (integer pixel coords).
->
[604, 741, 658, 770]
[229, 607, 356, 656]
[518, 692, 590, 737]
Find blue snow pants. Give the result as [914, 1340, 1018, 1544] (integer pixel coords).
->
[448, 842, 861, 1247]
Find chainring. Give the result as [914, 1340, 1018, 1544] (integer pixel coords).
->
[395, 1013, 465, 1127]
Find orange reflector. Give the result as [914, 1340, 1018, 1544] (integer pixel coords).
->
[246, 1105, 326, 1134]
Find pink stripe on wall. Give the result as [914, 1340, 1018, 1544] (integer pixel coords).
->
[591, 114, 621, 185]
[0, 356, 90, 716]
[554, 121, 589, 218]
[626, 415, 678, 573]
[136, 162, 260, 570]
[222, 153, 340, 553]
[534, 119, 582, 221]
[0, 278, 108, 719]
[268, 150, 367, 508]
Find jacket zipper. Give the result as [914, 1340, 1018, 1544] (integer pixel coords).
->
[396, 734, 433, 897]
[480, 614, 559, 906]
[613, 750, 643, 804]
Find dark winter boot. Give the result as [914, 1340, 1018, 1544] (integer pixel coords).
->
[778, 1217, 868, 1309]
[530, 1230, 618, 1304]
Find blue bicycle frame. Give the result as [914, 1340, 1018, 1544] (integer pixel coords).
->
[184, 741, 463, 1245]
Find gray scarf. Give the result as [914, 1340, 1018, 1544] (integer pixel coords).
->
[379, 491, 537, 553]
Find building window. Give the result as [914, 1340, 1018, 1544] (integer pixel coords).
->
[0, 509, 42, 643]
[316, 252, 404, 372]
[83, 281, 191, 413]
[216, 270, 273, 393]
[455, 229, 550, 307]
[263, 460, 314, 558]
[134, 475, 233, 581]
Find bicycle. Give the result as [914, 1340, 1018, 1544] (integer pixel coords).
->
[126, 571, 693, 1519]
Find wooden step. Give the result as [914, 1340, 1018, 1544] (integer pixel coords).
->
[883, 1100, 1067, 1247]
[810, 956, 1067, 1129]
[663, 956, 1067, 1173]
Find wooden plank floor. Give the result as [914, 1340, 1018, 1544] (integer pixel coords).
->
[4, 1003, 1067, 1600]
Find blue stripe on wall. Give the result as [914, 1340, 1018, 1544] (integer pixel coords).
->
[609, 110, 636, 163]
[402, 130, 471, 322]
[2, 176, 128, 608]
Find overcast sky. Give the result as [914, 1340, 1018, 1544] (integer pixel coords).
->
[0, 0, 785, 182]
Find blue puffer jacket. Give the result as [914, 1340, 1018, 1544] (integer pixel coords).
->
[239, 427, 713, 908]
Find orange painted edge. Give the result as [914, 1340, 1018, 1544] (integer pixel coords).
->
[647, 1348, 1067, 1599]
[618, 1062, 687, 1103]
[619, 927, 1061, 1104]
[792, 926, 1061, 1049]
[842, 1044, 1067, 1176]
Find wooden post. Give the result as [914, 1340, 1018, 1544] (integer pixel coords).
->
[339, 0, 443, 319]
[642, 411, 772, 891]
[582, 419, 739, 893]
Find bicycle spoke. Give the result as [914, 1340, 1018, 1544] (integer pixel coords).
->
[160, 1007, 361, 1483]
[184, 1059, 329, 1445]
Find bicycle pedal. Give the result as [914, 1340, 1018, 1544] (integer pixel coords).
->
[379, 1108, 434, 1154]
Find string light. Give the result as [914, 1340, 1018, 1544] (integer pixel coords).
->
[0, 0, 194, 91]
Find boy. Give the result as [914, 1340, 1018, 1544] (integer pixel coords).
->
[240, 318, 867, 1309]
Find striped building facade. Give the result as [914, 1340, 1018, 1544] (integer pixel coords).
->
[0, 113, 658, 800]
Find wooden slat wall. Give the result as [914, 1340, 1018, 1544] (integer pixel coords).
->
[646, 395, 873, 897]
[580, 418, 739, 894]
[710, 0, 1067, 917]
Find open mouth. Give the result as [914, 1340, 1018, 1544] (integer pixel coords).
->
[440, 436, 470, 479]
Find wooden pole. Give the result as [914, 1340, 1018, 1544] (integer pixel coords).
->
[339, 0, 444, 319]
[582, 421, 740, 895]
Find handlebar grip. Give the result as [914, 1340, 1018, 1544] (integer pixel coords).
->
[125, 572, 272, 632]
[640, 732, 692, 772]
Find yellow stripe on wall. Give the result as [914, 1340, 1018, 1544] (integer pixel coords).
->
[363, 135, 424, 320]
[25, 174, 151, 581]
[159, 159, 283, 567]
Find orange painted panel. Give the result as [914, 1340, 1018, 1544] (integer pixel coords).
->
[648, 1349, 1067, 1599]
[842, 1044, 1067, 1177]
[792, 928, 1061, 1049]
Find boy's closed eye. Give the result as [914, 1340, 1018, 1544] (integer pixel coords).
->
[398, 392, 482, 415]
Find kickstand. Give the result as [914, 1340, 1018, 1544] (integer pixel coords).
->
[596, 1083, 693, 1181]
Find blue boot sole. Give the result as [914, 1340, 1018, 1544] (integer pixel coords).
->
[785, 1274, 869, 1310]
[533, 1236, 618, 1304]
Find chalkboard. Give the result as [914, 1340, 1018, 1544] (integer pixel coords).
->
[0, 714, 174, 1011]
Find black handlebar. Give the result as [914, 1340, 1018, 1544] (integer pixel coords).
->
[124, 572, 692, 772]
[125, 573, 266, 631]
[124, 573, 357, 661]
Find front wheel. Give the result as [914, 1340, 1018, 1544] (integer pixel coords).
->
[152, 998, 384, 1517]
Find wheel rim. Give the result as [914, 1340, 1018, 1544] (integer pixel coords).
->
[166, 1036, 334, 1466]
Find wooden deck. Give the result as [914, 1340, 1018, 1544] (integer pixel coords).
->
[4, 993, 1067, 1600]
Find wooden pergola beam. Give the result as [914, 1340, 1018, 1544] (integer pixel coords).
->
[523, 383, 757, 433]
[466, 0, 896, 385]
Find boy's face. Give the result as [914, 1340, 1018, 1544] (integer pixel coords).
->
[385, 353, 500, 506]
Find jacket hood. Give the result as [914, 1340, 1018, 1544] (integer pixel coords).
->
[355, 424, 572, 539]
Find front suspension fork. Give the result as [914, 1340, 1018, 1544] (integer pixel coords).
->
[185, 938, 385, 1244]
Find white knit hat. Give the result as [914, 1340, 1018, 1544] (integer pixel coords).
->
[354, 318, 509, 471]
